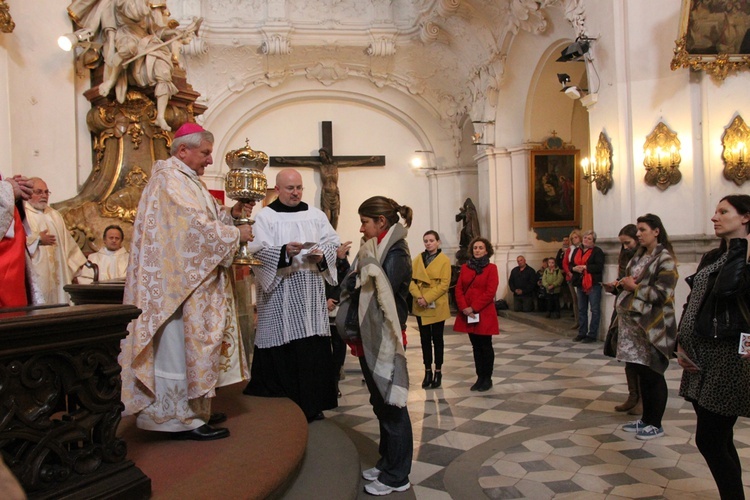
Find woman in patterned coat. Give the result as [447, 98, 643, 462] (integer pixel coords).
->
[616, 213, 678, 441]
[677, 195, 750, 500]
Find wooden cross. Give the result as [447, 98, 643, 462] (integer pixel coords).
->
[269, 121, 385, 229]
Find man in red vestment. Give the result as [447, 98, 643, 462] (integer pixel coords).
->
[0, 173, 33, 308]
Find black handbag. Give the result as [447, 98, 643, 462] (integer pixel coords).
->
[334, 271, 361, 341]
[603, 315, 618, 358]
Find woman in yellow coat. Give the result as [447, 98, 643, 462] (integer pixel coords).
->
[410, 230, 452, 388]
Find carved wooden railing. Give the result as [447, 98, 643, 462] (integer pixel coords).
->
[0, 304, 149, 499]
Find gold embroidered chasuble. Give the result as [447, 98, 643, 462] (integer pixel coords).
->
[119, 156, 248, 417]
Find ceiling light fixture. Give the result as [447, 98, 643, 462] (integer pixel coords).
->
[556, 36, 595, 62]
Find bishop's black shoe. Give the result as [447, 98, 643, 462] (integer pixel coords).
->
[170, 424, 230, 441]
[208, 412, 227, 425]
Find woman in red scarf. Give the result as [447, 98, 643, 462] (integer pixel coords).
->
[571, 230, 605, 343]
[453, 237, 499, 391]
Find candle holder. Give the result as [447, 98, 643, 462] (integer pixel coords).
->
[721, 115, 750, 186]
[224, 140, 269, 265]
[643, 121, 681, 191]
[581, 132, 613, 194]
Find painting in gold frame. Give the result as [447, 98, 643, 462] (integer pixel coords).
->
[529, 149, 580, 228]
[671, 0, 750, 80]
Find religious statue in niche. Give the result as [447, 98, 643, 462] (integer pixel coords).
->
[455, 198, 480, 265]
[270, 121, 386, 229]
[68, 0, 201, 131]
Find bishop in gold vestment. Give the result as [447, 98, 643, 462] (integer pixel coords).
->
[119, 124, 254, 440]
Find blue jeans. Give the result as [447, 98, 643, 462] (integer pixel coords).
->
[359, 356, 412, 487]
[576, 284, 602, 339]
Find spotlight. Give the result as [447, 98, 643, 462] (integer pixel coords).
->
[556, 37, 592, 62]
[57, 29, 94, 51]
[557, 73, 571, 88]
[564, 86, 582, 100]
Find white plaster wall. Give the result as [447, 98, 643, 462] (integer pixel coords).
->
[0, 0, 80, 199]
[197, 77, 468, 259]
[586, 0, 750, 242]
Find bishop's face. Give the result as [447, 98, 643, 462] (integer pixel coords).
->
[179, 140, 213, 176]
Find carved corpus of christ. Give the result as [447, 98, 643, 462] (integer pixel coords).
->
[269, 121, 385, 229]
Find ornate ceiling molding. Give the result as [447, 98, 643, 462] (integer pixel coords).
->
[172, 0, 576, 159]
[306, 60, 350, 86]
[508, 0, 548, 35]
[560, 0, 587, 39]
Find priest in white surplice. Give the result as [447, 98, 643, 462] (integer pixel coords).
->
[119, 123, 255, 441]
[244, 168, 341, 422]
[24, 178, 87, 305]
[77, 225, 129, 284]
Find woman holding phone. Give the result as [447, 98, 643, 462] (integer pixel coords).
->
[616, 214, 678, 441]
[677, 195, 750, 499]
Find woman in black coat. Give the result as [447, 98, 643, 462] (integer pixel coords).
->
[677, 194, 750, 499]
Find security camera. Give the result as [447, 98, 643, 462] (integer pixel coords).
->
[557, 73, 571, 87]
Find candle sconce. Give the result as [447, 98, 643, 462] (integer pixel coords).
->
[721, 115, 750, 186]
[580, 132, 614, 194]
[643, 121, 682, 191]
[471, 120, 495, 146]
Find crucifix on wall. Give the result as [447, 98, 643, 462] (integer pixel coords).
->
[270, 121, 386, 229]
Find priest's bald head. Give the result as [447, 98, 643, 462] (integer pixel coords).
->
[275, 169, 304, 208]
[171, 123, 214, 176]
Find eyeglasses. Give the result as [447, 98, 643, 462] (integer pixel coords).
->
[32, 189, 51, 195]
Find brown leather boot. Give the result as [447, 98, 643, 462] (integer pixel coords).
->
[614, 366, 640, 412]
[627, 397, 643, 415]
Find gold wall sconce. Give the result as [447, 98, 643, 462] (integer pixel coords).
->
[721, 115, 750, 186]
[580, 132, 614, 194]
[643, 121, 682, 191]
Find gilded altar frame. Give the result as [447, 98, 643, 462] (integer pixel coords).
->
[529, 149, 581, 228]
[671, 0, 750, 80]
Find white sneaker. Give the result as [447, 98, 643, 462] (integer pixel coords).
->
[364, 479, 411, 496]
[362, 467, 381, 481]
[635, 425, 665, 441]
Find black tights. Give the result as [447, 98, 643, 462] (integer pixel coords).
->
[416, 317, 445, 369]
[693, 403, 744, 500]
[626, 362, 667, 427]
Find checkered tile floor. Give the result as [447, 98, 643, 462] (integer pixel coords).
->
[327, 314, 750, 499]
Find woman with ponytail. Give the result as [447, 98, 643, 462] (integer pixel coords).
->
[338, 196, 413, 495]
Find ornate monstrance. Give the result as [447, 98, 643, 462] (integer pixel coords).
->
[224, 140, 269, 265]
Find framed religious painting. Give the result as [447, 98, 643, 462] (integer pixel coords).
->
[529, 149, 580, 228]
[671, 0, 750, 80]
